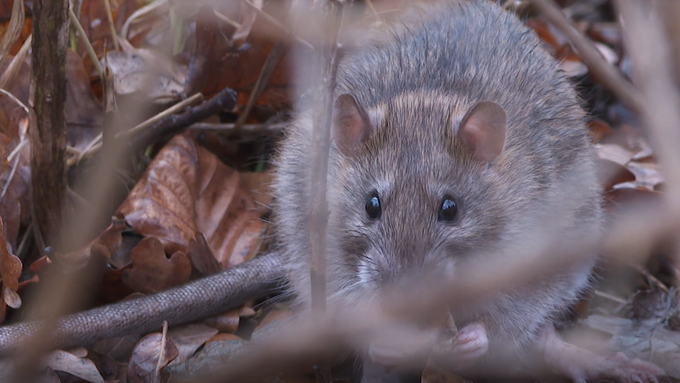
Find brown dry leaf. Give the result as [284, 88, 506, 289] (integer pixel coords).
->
[43, 349, 105, 383]
[167, 323, 219, 364]
[200, 308, 240, 333]
[588, 119, 614, 143]
[127, 332, 179, 383]
[122, 236, 191, 294]
[240, 170, 273, 215]
[65, 50, 104, 151]
[0, 0, 23, 62]
[232, 0, 262, 43]
[205, 332, 241, 345]
[0, 108, 30, 249]
[104, 42, 186, 105]
[0, 216, 22, 322]
[117, 134, 263, 268]
[421, 362, 469, 383]
[626, 161, 664, 190]
[188, 232, 221, 276]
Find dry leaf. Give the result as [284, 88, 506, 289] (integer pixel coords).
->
[127, 332, 179, 383]
[188, 232, 221, 276]
[421, 362, 469, 383]
[0, 113, 30, 249]
[104, 43, 186, 104]
[0, 216, 22, 321]
[43, 349, 105, 383]
[65, 50, 103, 151]
[200, 308, 240, 333]
[240, 170, 273, 215]
[117, 134, 263, 268]
[167, 323, 219, 364]
[122, 236, 191, 294]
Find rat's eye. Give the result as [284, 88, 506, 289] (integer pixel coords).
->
[438, 197, 458, 222]
[365, 194, 382, 220]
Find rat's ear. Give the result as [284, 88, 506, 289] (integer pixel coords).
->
[458, 101, 507, 163]
[332, 93, 373, 157]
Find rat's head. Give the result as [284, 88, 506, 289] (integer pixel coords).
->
[328, 92, 511, 297]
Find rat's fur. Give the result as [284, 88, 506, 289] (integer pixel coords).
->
[273, 0, 602, 369]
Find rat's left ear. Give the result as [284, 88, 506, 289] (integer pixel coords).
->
[332, 93, 373, 157]
[457, 101, 507, 163]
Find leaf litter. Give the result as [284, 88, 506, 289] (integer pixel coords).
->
[0, 0, 679, 382]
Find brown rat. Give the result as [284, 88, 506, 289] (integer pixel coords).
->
[273, 0, 663, 381]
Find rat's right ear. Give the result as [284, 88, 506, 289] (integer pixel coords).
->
[457, 101, 507, 163]
[332, 93, 373, 157]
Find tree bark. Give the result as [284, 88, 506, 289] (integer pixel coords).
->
[30, 0, 69, 250]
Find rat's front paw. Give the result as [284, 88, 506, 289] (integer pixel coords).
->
[540, 326, 665, 383]
[432, 322, 489, 366]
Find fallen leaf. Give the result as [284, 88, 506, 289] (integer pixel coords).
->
[43, 349, 105, 383]
[65, 50, 104, 151]
[188, 232, 221, 276]
[421, 362, 469, 383]
[127, 332, 179, 383]
[588, 119, 613, 143]
[205, 333, 241, 345]
[585, 315, 680, 379]
[117, 134, 263, 268]
[167, 323, 219, 364]
[626, 161, 664, 190]
[122, 236, 191, 294]
[104, 43, 186, 105]
[0, 109, 30, 249]
[200, 308, 240, 333]
[240, 170, 273, 215]
[0, 216, 22, 322]
[232, 0, 262, 43]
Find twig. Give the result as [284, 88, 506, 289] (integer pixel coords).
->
[16, 0, 70, 378]
[0, 139, 27, 202]
[240, 0, 314, 50]
[234, 41, 285, 132]
[529, 0, 644, 113]
[308, 0, 344, 313]
[0, 0, 24, 62]
[364, 0, 382, 23]
[102, 0, 119, 51]
[0, 34, 31, 90]
[616, 0, 680, 213]
[115, 92, 204, 140]
[189, 122, 285, 135]
[68, 92, 207, 167]
[593, 290, 627, 305]
[213, 10, 241, 29]
[68, 7, 104, 77]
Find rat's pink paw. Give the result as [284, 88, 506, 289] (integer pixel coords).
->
[541, 327, 665, 383]
[435, 322, 489, 362]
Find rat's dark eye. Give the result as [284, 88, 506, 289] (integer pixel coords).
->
[438, 197, 458, 222]
[365, 194, 382, 220]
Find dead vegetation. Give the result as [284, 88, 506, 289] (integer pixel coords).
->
[0, 0, 679, 382]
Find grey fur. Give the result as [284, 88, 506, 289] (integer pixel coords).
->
[273, 0, 602, 370]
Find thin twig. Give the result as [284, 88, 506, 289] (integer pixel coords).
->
[116, 92, 204, 140]
[0, 34, 31, 90]
[0, 139, 26, 202]
[68, 7, 104, 76]
[234, 41, 285, 132]
[529, 0, 644, 113]
[214, 10, 241, 29]
[616, 0, 680, 212]
[364, 0, 382, 23]
[308, 0, 344, 313]
[102, 0, 119, 50]
[240, 0, 314, 50]
[189, 122, 285, 135]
